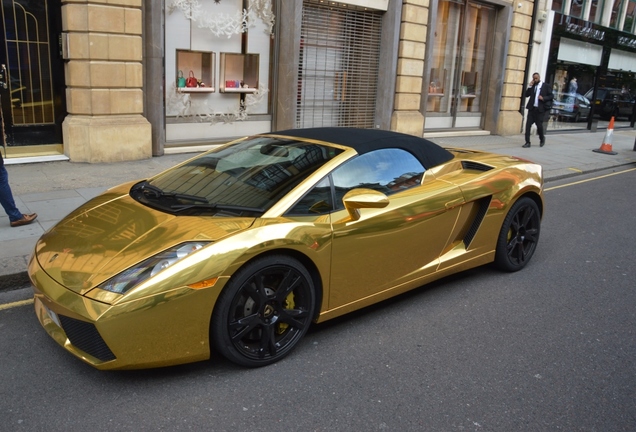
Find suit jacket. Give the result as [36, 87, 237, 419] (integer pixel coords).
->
[525, 82, 554, 113]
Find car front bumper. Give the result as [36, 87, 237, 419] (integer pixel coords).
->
[29, 255, 225, 370]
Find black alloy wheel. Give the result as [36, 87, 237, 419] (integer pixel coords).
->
[494, 197, 541, 272]
[211, 255, 316, 367]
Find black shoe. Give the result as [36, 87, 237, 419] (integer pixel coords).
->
[540, 140, 545, 147]
[522, 142, 531, 148]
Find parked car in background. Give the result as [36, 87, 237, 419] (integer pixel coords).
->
[551, 92, 591, 122]
[584, 88, 635, 120]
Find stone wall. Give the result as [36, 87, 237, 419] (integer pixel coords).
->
[61, 0, 151, 163]
[391, 0, 427, 137]
[498, 1, 534, 135]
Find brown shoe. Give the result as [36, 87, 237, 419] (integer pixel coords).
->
[10, 213, 38, 227]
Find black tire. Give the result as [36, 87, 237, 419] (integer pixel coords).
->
[210, 255, 316, 367]
[573, 112, 580, 122]
[494, 197, 541, 272]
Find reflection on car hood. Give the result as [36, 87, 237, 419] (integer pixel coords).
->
[34, 192, 255, 295]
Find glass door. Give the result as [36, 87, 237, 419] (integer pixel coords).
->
[425, 0, 496, 130]
[0, 0, 65, 151]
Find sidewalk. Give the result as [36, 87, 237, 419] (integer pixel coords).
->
[2, 128, 635, 290]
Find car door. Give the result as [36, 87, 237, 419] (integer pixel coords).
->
[325, 149, 464, 309]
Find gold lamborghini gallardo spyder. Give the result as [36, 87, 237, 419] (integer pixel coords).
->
[29, 128, 543, 370]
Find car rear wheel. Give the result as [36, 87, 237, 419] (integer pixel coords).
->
[494, 197, 541, 272]
[211, 255, 315, 367]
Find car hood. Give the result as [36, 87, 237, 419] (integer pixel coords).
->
[34, 191, 255, 295]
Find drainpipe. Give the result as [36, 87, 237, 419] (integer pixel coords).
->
[519, 0, 541, 124]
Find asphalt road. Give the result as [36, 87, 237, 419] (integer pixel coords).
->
[1, 168, 635, 431]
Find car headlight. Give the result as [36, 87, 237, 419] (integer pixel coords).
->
[99, 242, 208, 294]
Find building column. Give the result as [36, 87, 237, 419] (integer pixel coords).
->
[497, 2, 534, 135]
[391, 0, 427, 137]
[61, 0, 152, 163]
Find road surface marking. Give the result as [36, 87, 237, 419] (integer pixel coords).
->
[0, 298, 33, 311]
[545, 167, 636, 191]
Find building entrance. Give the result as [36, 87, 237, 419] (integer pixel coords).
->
[0, 0, 65, 152]
[425, 0, 496, 130]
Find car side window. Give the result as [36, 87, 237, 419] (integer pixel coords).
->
[331, 149, 425, 210]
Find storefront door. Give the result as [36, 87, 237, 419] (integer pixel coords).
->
[425, 0, 496, 130]
[0, 0, 65, 150]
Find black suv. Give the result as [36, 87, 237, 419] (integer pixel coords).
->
[584, 88, 635, 120]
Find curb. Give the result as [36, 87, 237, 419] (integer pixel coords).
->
[0, 271, 31, 292]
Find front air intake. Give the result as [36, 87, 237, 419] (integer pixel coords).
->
[59, 315, 116, 362]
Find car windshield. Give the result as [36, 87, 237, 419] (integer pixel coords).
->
[130, 136, 343, 216]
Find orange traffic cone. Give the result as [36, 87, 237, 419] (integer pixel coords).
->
[593, 116, 617, 155]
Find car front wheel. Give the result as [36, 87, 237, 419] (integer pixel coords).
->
[494, 197, 541, 272]
[211, 255, 316, 367]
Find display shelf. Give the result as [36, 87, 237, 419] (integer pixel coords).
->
[177, 87, 215, 93]
[219, 53, 259, 93]
[222, 87, 258, 94]
[176, 49, 216, 91]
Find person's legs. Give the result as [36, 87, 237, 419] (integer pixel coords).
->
[536, 111, 546, 146]
[0, 164, 24, 222]
[524, 109, 535, 147]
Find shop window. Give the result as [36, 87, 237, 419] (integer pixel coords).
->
[426, 0, 495, 129]
[610, 0, 627, 28]
[590, 0, 605, 24]
[552, 0, 565, 13]
[623, 0, 636, 32]
[176, 50, 216, 93]
[219, 53, 259, 93]
[570, 0, 584, 18]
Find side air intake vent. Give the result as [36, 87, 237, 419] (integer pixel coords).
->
[462, 161, 494, 172]
[59, 315, 116, 362]
[463, 197, 492, 248]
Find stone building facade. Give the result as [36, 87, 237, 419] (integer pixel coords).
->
[2, 0, 539, 164]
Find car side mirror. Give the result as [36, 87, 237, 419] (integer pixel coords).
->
[342, 188, 389, 221]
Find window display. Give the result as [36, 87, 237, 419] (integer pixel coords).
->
[220, 53, 259, 93]
[176, 50, 216, 92]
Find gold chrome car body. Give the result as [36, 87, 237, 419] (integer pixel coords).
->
[29, 129, 543, 370]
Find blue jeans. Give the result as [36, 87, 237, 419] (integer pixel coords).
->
[0, 164, 23, 222]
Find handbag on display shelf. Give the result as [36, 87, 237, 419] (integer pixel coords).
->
[177, 70, 186, 88]
[186, 70, 198, 88]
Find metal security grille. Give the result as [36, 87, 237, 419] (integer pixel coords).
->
[297, 1, 383, 129]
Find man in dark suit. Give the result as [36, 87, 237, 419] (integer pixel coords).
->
[523, 72, 554, 148]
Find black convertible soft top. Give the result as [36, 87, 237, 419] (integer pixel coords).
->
[271, 127, 454, 169]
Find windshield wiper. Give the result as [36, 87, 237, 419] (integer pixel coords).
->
[133, 181, 209, 203]
[170, 203, 265, 215]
